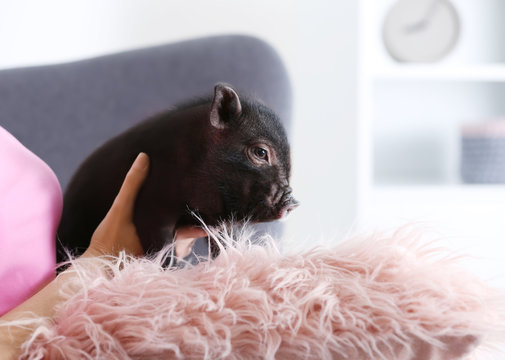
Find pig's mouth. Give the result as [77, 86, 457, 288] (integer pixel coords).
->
[276, 199, 299, 220]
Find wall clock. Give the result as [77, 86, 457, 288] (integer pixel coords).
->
[383, 0, 460, 62]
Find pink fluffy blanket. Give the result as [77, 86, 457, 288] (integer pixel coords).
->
[10, 227, 505, 359]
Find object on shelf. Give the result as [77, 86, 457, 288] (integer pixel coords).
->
[383, 0, 460, 63]
[461, 119, 505, 183]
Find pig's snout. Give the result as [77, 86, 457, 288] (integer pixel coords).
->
[277, 190, 299, 220]
[285, 196, 299, 213]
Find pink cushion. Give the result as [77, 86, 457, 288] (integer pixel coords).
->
[0, 126, 62, 315]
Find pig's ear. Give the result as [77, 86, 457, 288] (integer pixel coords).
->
[210, 83, 242, 129]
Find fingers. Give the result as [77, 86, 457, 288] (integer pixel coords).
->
[174, 226, 208, 259]
[175, 226, 208, 241]
[175, 237, 197, 259]
[110, 152, 150, 219]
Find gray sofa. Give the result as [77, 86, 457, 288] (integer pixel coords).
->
[0, 35, 292, 258]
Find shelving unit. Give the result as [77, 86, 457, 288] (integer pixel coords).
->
[357, 0, 505, 288]
[373, 64, 505, 81]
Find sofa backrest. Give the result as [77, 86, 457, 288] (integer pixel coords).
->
[0, 35, 292, 189]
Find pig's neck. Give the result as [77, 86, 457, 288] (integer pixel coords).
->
[145, 104, 216, 215]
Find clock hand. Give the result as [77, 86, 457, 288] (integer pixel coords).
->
[403, 0, 444, 33]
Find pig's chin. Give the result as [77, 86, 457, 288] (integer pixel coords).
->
[248, 202, 297, 223]
[208, 195, 298, 225]
[272, 203, 298, 221]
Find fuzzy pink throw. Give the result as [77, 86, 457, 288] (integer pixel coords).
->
[12, 228, 505, 359]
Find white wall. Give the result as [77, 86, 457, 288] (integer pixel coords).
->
[0, 0, 360, 248]
[287, 2, 358, 248]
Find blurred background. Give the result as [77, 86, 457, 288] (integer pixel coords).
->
[1, 0, 503, 286]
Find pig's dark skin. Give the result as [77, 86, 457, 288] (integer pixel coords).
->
[57, 83, 297, 262]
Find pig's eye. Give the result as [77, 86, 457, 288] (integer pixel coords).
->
[248, 145, 272, 166]
[253, 147, 269, 161]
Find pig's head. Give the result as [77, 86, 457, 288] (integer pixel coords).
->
[195, 83, 298, 225]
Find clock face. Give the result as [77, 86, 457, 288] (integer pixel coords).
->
[383, 0, 460, 62]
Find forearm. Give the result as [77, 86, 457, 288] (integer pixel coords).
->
[0, 269, 78, 359]
[0, 153, 149, 359]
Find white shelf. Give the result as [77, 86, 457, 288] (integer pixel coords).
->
[362, 185, 505, 290]
[373, 64, 505, 82]
[357, 0, 505, 300]
[362, 184, 505, 248]
[361, 184, 505, 227]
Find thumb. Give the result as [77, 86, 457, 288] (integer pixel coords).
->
[110, 152, 150, 219]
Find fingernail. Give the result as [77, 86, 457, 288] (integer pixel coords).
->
[133, 152, 149, 170]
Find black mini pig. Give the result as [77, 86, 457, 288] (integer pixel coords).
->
[57, 83, 297, 261]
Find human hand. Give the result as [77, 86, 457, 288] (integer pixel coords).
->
[81, 152, 208, 260]
[82, 152, 149, 258]
[174, 226, 209, 259]
[0, 152, 209, 359]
